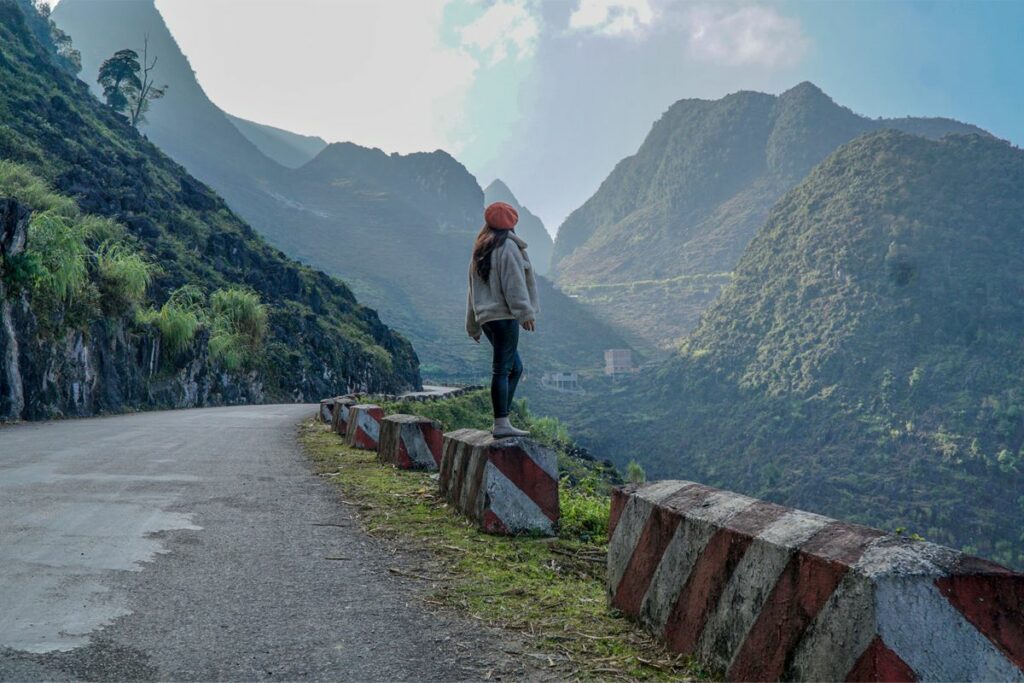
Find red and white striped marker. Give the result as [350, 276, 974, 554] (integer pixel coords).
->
[439, 429, 559, 536]
[331, 396, 357, 436]
[318, 398, 334, 424]
[608, 481, 1024, 682]
[343, 404, 384, 451]
[377, 414, 444, 470]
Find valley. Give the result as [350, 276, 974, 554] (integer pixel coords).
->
[0, 0, 1018, 577]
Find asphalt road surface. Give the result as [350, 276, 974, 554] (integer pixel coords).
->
[0, 405, 533, 681]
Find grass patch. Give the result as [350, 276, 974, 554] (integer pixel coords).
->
[298, 419, 710, 681]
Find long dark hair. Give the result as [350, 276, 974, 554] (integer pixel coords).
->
[473, 224, 509, 282]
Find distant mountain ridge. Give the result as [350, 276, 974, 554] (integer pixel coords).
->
[226, 114, 328, 169]
[483, 179, 553, 275]
[552, 82, 990, 348]
[295, 142, 483, 233]
[572, 130, 1024, 569]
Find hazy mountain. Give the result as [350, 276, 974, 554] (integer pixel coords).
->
[483, 179, 553, 275]
[226, 114, 328, 169]
[552, 83, 990, 349]
[53, 0, 631, 379]
[269, 142, 632, 378]
[572, 131, 1024, 569]
[52, 0, 285, 215]
[0, 1, 419, 410]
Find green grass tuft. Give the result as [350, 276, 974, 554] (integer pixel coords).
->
[209, 287, 268, 371]
[96, 241, 152, 307]
[0, 159, 77, 216]
[27, 210, 89, 303]
[138, 285, 204, 357]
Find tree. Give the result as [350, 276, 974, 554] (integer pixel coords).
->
[128, 35, 167, 127]
[97, 36, 166, 127]
[98, 48, 141, 117]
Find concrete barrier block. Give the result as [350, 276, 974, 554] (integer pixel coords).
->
[608, 480, 1024, 682]
[439, 429, 559, 536]
[344, 404, 384, 450]
[377, 414, 444, 471]
[331, 396, 358, 436]
[318, 398, 335, 423]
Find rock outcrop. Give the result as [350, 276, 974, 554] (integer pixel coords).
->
[0, 199, 269, 421]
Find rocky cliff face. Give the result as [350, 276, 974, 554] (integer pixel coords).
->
[2, 199, 268, 421]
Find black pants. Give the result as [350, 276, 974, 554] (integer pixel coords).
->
[482, 319, 523, 419]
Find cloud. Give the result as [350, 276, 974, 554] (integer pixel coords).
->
[683, 4, 810, 68]
[457, 0, 541, 65]
[568, 0, 655, 37]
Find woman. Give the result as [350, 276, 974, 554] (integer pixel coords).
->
[466, 201, 539, 437]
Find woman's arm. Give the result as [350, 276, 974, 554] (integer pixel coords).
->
[466, 270, 481, 340]
[499, 245, 536, 326]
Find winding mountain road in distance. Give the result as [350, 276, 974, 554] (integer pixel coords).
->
[0, 405, 530, 681]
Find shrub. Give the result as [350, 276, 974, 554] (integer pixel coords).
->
[626, 459, 646, 484]
[96, 242, 152, 308]
[1, 251, 43, 294]
[211, 288, 267, 341]
[209, 287, 267, 370]
[27, 210, 89, 303]
[208, 331, 247, 371]
[529, 415, 571, 444]
[79, 214, 127, 245]
[559, 474, 611, 544]
[139, 285, 205, 357]
[0, 160, 76, 216]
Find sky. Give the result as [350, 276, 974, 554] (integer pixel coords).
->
[50, 0, 1024, 236]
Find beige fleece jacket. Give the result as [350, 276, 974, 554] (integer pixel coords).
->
[466, 232, 539, 337]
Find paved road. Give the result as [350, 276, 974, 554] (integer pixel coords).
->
[0, 405, 528, 681]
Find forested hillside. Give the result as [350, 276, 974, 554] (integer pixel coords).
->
[0, 0, 419, 419]
[553, 83, 989, 348]
[573, 131, 1024, 569]
[53, 0, 630, 379]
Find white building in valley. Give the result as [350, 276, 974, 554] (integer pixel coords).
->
[604, 349, 635, 377]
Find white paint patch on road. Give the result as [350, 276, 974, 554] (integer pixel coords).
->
[0, 417, 203, 653]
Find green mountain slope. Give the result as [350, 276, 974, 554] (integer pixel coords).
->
[553, 83, 990, 348]
[575, 131, 1024, 568]
[225, 113, 327, 169]
[53, 0, 631, 379]
[483, 179, 553, 275]
[0, 0, 419, 407]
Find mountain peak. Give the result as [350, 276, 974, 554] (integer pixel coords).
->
[778, 80, 827, 96]
[483, 179, 514, 202]
[779, 81, 829, 100]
